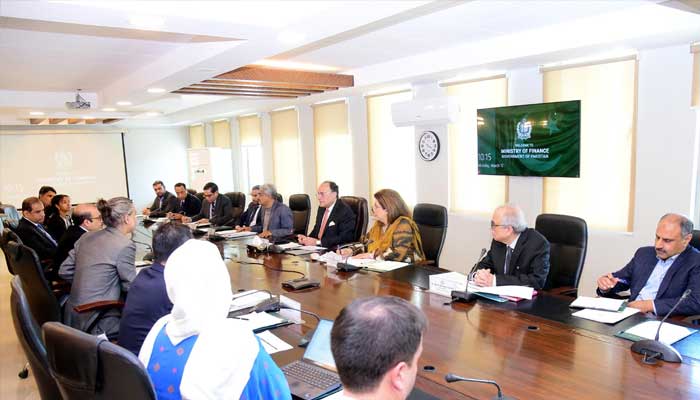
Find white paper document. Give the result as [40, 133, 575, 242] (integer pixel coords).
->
[276, 242, 302, 250]
[345, 258, 408, 272]
[624, 321, 697, 345]
[428, 272, 469, 298]
[570, 296, 626, 312]
[468, 284, 534, 300]
[215, 230, 257, 239]
[299, 245, 327, 251]
[572, 307, 640, 324]
[256, 331, 293, 354]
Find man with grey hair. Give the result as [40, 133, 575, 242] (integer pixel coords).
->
[474, 204, 550, 289]
[237, 183, 293, 240]
[597, 213, 700, 315]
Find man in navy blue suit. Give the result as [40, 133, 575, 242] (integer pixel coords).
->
[597, 213, 700, 316]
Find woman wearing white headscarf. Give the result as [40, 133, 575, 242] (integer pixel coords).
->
[138, 239, 291, 399]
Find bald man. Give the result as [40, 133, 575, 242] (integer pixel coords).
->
[474, 204, 550, 289]
[597, 213, 700, 316]
[54, 203, 103, 267]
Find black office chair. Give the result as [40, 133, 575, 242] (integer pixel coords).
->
[1, 227, 22, 274]
[43, 322, 157, 400]
[195, 192, 205, 202]
[274, 192, 284, 204]
[10, 277, 62, 399]
[412, 204, 448, 267]
[341, 196, 368, 242]
[289, 194, 311, 235]
[535, 213, 588, 297]
[225, 191, 246, 226]
[186, 188, 197, 196]
[690, 229, 700, 251]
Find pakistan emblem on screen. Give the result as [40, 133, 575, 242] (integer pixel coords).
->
[516, 117, 532, 141]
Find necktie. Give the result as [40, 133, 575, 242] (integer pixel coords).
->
[37, 224, 57, 246]
[180, 200, 184, 210]
[318, 208, 330, 239]
[158, 196, 163, 210]
[504, 246, 512, 275]
[209, 201, 215, 219]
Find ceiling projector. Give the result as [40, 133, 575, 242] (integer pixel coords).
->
[66, 90, 91, 109]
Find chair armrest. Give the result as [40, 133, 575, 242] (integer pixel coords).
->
[74, 300, 124, 313]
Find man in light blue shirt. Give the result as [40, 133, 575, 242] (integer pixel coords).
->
[597, 213, 700, 316]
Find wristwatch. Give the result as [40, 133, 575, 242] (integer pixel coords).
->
[316, 239, 321, 246]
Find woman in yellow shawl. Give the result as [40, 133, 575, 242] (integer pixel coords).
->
[341, 189, 424, 263]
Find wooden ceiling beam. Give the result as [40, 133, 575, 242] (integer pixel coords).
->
[85, 119, 99, 124]
[178, 87, 309, 96]
[49, 118, 66, 124]
[101, 118, 122, 124]
[214, 66, 353, 88]
[67, 118, 82, 124]
[29, 118, 47, 125]
[202, 79, 338, 91]
[173, 90, 300, 98]
[189, 83, 321, 94]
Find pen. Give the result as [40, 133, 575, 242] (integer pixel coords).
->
[233, 317, 249, 320]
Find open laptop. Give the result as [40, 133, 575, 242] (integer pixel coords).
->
[282, 319, 342, 399]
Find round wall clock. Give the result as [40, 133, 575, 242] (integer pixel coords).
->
[418, 130, 440, 161]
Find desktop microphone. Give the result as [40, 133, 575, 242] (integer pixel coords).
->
[450, 248, 487, 303]
[132, 240, 154, 261]
[631, 288, 691, 364]
[444, 373, 517, 400]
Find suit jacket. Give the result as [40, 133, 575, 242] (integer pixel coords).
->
[60, 227, 136, 335]
[148, 191, 178, 218]
[250, 201, 293, 240]
[308, 199, 356, 249]
[597, 246, 700, 316]
[53, 225, 87, 267]
[46, 212, 71, 241]
[191, 193, 232, 226]
[15, 217, 57, 263]
[477, 228, 550, 290]
[173, 193, 202, 217]
[240, 203, 261, 227]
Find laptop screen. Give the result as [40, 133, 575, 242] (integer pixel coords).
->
[303, 319, 336, 370]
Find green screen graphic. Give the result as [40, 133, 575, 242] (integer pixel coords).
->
[477, 100, 580, 178]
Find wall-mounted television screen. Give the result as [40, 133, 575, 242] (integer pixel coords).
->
[477, 100, 580, 177]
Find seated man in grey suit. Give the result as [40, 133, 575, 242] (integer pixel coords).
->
[237, 183, 293, 240]
[473, 204, 550, 290]
[297, 181, 356, 249]
[142, 180, 177, 218]
[60, 197, 137, 338]
[183, 182, 232, 226]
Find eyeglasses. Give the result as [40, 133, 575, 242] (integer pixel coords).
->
[317, 191, 332, 197]
[490, 221, 509, 229]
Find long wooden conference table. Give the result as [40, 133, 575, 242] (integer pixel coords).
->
[136, 224, 700, 399]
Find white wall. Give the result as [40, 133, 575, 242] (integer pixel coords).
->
[123, 127, 188, 211]
[418, 45, 698, 297]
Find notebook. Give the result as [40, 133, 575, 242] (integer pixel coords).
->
[282, 319, 342, 399]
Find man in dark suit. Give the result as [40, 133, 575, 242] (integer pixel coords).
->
[184, 182, 232, 226]
[238, 185, 261, 228]
[38, 185, 56, 224]
[54, 203, 103, 267]
[298, 181, 356, 249]
[167, 182, 201, 220]
[597, 213, 700, 316]
[474, 204, 550, 290]
[143, 180, 177, 218]
[118, 222, 192, 355]
[237, 183, 293, 240]
[15, 196, 58, 264]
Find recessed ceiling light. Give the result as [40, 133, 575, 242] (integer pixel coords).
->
[29, 111, 44, 116]
[147, 88, 166, 94]
[116, 101, 132, 106]
[146, 111, 161, 117]
[102, 107, 117, 112]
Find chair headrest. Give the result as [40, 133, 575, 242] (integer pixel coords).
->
[413, 203, 448, 228]
[289, 194, 310, 211]
[44, 322, 103, 393]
